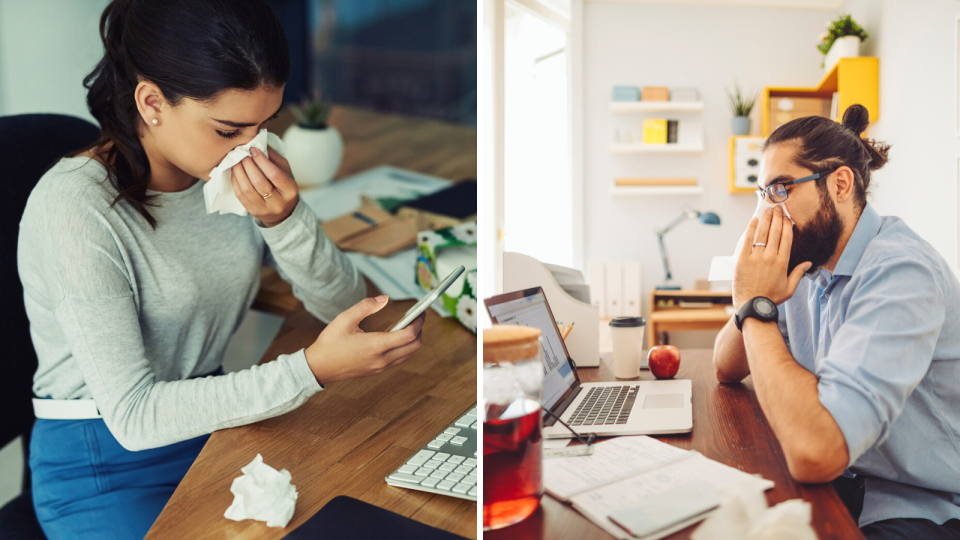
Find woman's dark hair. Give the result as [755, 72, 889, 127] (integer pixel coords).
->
[74, 0, 290, 228]
[763, 103, 890, 212]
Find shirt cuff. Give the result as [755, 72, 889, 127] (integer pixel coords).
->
[288, 348, 324, 391]
[818, 376, 881, 466]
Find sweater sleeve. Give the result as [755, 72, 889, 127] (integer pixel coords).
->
[24, 179, 323, 451]
[257, 197, 366, 322]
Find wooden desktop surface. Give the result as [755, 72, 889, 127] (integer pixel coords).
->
[145, 106, 478, 539]
[484, 350, 864, 540]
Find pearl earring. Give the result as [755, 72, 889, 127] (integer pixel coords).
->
[152, 119, 158, 125]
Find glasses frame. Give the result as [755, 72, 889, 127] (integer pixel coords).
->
[756, 167, 838, 203]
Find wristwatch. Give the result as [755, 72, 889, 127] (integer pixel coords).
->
[735, 296, 778, 331]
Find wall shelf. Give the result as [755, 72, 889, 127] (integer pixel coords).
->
[612, 143, 705, 154]
[610, 186, 705, 196]
[760, 57, 879, 136]
[609, 101, 705, 113]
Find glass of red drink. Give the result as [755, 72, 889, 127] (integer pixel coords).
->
[482, 326, 544, 530]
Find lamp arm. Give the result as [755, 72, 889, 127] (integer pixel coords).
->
[658, 233, 673, 282]
[655, 210, 697, 236]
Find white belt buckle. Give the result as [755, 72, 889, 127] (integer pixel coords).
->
[32, 398, 102, 420]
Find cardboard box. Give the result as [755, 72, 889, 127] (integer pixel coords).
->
[769, 97, 831, 133]
[641, 86, 669, 101]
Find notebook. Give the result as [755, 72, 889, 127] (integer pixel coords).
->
[543, 436, 774, 540]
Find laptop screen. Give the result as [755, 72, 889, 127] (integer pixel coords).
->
[485, 287, 579, 411]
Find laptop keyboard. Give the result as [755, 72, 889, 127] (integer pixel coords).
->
[568, 386, 639, 426]
[385, 405, 477, 501]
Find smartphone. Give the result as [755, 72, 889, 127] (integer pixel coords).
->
[389, 265, 466, 332]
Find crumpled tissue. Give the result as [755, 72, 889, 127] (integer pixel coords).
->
[691, 485, 817, 540]
[205, 129, 287, 216]
[707, 198, 794, 281]
[223, 453, 298, 528]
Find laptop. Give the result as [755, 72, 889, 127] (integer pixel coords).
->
[484, 287, 692, 439]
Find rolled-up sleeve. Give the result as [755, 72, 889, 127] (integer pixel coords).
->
[817, 257, 945, 466]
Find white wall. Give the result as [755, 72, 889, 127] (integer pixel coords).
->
[583, 3, 834, 347]
[840, 0, 960, 270]
[0, 0, 109, 121]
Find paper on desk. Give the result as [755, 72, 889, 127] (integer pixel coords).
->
[299, 165, 448, 221]
[544, 435, 691, 501]
[224, 454, 298, 528]
[570, 453, 774, 540]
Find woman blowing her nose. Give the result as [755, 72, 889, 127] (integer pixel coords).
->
[17, 1, 424, 538]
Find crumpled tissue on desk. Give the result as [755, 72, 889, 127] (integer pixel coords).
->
[691, 485, 817, 540]
[224, 453, 298, 528]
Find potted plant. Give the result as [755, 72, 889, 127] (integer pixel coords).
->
[281, 89, 343, 188]
[818, 13, 868, 72]
[726, 81, 757, 136]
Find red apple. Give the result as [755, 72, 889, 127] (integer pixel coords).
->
[647, 345, 680, 379]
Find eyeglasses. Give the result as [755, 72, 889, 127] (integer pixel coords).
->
[756, 168, 838, 203]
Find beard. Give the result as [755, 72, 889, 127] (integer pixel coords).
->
[788, 186, 844, 275]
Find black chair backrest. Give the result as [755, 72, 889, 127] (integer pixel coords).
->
[0, 114, 101, 448]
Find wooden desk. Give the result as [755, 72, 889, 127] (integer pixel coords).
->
[647, 290, 732, 348]
[484, 350, 864, 540]
[145, 106, 478, 539]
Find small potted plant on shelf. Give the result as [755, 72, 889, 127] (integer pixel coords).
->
[726, 81, 757, 136]
[818, 13, 868, 72]
[281, 89, 343, 188]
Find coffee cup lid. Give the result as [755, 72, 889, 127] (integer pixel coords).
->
[609, 316, 646, 327]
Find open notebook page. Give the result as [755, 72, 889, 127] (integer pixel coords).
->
[569, 453, 774, 540]
[544, 435, 691, 501]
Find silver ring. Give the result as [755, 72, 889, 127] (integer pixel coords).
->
[262, 191, 272, 200]
[753, 242, 766, 248]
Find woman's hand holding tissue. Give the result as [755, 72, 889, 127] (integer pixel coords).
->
[229, 146, 299, 227]
[733, 206, 812, 312]
[304, 295, 426, 385]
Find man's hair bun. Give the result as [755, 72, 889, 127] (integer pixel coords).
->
[841, 104, 870, 136]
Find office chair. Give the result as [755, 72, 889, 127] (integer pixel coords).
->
[0, 114, 101, 540]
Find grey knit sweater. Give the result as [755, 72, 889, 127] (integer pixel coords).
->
[18, 157, 365, 451]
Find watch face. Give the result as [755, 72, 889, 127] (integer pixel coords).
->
[754, 298, 775, 316]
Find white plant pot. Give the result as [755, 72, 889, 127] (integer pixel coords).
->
[281, 124, 343, 188]
[824, 35, 861, 74]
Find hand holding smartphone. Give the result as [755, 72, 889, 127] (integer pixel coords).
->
[389, 266, 466, 332]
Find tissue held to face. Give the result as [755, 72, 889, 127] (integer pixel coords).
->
[146, 84, 284, 183]
[757, 145, 845, 275]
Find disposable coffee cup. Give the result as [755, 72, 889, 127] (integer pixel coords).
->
[609, 316, 646, 379]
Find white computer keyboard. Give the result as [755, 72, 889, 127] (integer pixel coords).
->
[384, 405, 478, 501]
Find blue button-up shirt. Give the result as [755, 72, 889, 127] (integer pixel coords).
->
[778, 203, 960, 527]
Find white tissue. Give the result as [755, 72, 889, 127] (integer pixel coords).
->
[691, 486, 817, 540]
[223, 454, 298, 528]
[707, 199, 793, 281]
[205, 129, 287, 216]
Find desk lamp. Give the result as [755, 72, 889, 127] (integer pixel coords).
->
[654, 206, 721, 290]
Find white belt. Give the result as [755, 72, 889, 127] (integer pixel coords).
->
[33, 398, 102, 420]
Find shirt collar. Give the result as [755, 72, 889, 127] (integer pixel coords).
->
[832, 203, 882, 277]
